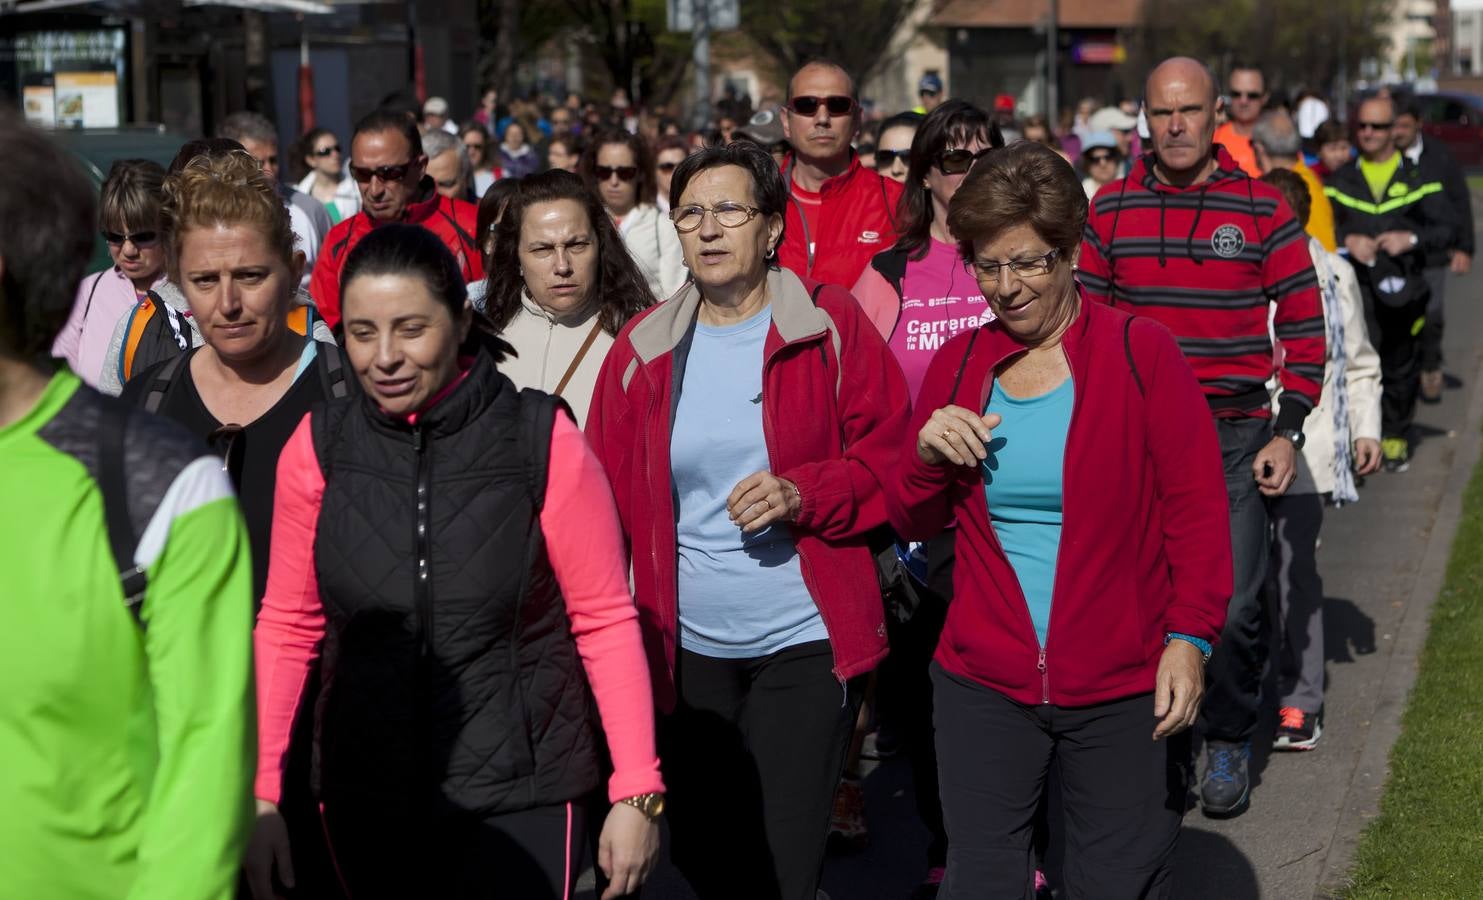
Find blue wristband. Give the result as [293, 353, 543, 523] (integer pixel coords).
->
[1165, 632, 1213, 662]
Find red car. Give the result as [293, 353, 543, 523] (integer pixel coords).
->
[1412, 92, 1483, 168]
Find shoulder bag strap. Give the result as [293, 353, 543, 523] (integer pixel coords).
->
[552, 320, 604, 398]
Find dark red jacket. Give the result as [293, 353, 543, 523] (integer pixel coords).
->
[778, 154, 903, 291]
[585, 269, 911, 712]
[310, 177, 483, 328]
[886, 297, 1232, 707]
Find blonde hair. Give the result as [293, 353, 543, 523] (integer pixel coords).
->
[161, 150, 297, 280]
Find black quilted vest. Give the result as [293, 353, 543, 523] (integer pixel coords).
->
[309, 347, 600, 820]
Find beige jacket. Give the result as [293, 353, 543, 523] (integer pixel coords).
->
[619, 203, 688, 302]
[496, 295, 615, 428]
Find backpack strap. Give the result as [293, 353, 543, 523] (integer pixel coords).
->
[141, 351, 188, 414]
[98, 400, 148, 627]
[120, 299, 160, 384]
[1123, 316, 1146, 397]
[80, 270, 107, 322]
[315, 342, 350, 400]
[516, 388, 565, 511]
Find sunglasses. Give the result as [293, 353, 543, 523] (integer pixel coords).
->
[657, 161, 680, 173]
[874, 149, 910, 168]
[313, 144, 341, 157]
[1357, 121, 1394, 131]
[935, 147, 994, 175]
[595, 165, 639, 181]
[1229, 90, 1265, 101]
[349, 161, 417, 183]
[787, 95, 856, 117]
[102, 230, 159, 247]
[1087, 152, 1118, 164]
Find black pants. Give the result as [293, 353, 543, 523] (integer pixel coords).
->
[1268, 488, 1327, 714]
[1421, 266, 1447, 372]
[1362, 286, 1429, 439]
[660, 640, 862, 900]
[932, 664, 1190, 900]
[321, 799, 586, 899]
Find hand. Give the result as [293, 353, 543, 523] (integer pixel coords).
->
[1153, 639, 1206, 740]
[916, 406, 1003, 467]
[1344, 234, 1378, 265]
[727, 471, 801, 534]
[1253, 435, 1297, 497]
[243, 800, 294, 900]
[1376, 231, 1416, 256]
[598, 802, 660, 899]
[1450, 250, 1472, 275]
[1354, 437, 1383, 475]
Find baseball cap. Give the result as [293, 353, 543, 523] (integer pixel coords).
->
[994, 93, 1016, 113]
[1081, 131, 1120, 154]
[918, 73, 944, 95]
[423, 96, 450, 117]
[1089, 105, 1138, 132]
[734, 108, 786, 146]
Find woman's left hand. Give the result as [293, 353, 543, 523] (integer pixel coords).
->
[598, 802, 660, 899]
[727, 471, 802, 533]
[1152, 639, 1205, 740]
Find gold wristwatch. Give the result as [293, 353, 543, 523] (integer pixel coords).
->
[619, 792, 666, 820]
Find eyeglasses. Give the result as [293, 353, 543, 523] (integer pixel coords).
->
[967, 248, 1061, 281]
[1357, 121, 1394, 131]
[935, 147, 994, 175]
[1087, 152, 1118, 164]
[670, 202, 762, 233]
[349, 161, 418, 183]
[102, 230, 159, 248]
[787, 95, 856, 117]
[464, 140, 485, 150]
[874, 149, 910, 169]
[1230, 90, 1265, 101]
[207, 423, 245, 475]
[657, 161, 680, 173]
[313, 144, 342, 157]
[595, 165, 639, 181]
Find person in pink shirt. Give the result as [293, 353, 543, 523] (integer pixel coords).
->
[51, 159, 169, 386]
[244, 225, 662, 900]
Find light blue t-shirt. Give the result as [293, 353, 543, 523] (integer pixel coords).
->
[984, 377, 1073, 648]
[671, 307, 827, 658]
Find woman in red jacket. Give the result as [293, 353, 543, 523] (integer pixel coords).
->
[586, 141, 910, 900]
[886, 141, 1232, 899]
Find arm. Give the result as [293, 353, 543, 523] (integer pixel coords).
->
[1264, 197, 1326, 432]
[777, 293, 912, 540]
[308, 234, 342, 330]
[1077, 213, 1114, 305]
[252, 415, 328, 805]
[583, 340, 638, 542]
[542, 413, 663, 802]
[1413, 173, 1459, 257]
[51, 271, 99, 369]
[97, 306, 134, 397]
[655, 212, 688, 300]
[1440, 153, 1474, 255]
[126, 459, 256, 900]
[1336, 261, 1382, 442]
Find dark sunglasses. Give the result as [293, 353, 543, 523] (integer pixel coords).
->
[207, 423, 245, 475]
[1357, 121, 1394, 131]
[349, 161, 417, 183]
[656, 161, 680, 173]
[313, 144, 342, 157]
[1229, 90, 1265, 101]
[874, 149, 910, 168]
[935, 147, 994, 175]
[1086, 151, 1119, 164]
[595, 165, 639, 181]
[102, 230, 159, 247]
[788, 95, 856, 117]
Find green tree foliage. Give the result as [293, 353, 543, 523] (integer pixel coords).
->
[735, 0, 914, 89]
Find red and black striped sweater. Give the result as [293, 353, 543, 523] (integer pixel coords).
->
[1078, 146, 1325, 433]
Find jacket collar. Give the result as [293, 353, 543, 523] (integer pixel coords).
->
[626, 267, 828, 363]
[782, 151, 864, 197]
[361, 177, 442, 229]
[367, 340, 509, 438]
[965, 284, 1095, 380]
[1130, 144, 1246, 193]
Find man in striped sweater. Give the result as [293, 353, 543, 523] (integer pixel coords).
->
[1079, 56, 1326, 818]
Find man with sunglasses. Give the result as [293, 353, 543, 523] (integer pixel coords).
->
[1324, 95, 1457, 472]
[1079, 56, 1329, 819]
[777, 61, 904, 290]
[1212, 64, 1268, 177]
[309, 110, 483, 329]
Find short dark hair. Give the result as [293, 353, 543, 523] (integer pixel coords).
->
[487, 169, 654, 336]
[352, 110, 424, 159]
[580, 129, 657, 210]
[876, 111, 924, 143]
[1397, 98, 1425, 122]
[169, 137, 245, 174]
[1313, 119, 1349, 146]
[947, 141, 1087, 262]
[292, 126, 337, 181]
[1260, 168, 1311, 229]
[0, 114, 97, 358]
[897, 100, 1004, 260]
[668, 141, 789, 255]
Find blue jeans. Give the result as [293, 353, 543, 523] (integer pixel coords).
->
[1198, 416, 1273, 743]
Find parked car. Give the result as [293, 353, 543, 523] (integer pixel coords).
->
[1410, 92, 1483, 168]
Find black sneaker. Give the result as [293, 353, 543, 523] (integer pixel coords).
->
[1200, 739, 1252, 817]
[1273, 706, 1322, 751]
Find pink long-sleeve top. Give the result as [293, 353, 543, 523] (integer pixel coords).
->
[253, 408, 664, 806]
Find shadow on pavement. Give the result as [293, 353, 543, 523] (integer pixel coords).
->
[1324, 596, 1378, 663]
[1173, 827, 1262, 899]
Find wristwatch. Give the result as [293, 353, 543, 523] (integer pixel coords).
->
[619, 792, 666, 820]
[1275, 428, 1306, 450]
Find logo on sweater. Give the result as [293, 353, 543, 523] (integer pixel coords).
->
[859, 230, 882, 244]
[1210, 224, 1246, 258]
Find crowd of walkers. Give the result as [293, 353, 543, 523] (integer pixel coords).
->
[0, 48, 1471, 900]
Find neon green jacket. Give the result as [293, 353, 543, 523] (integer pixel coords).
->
[0, 369, 255, 900]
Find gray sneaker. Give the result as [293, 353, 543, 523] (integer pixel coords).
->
[1200, 739, 1252, 817]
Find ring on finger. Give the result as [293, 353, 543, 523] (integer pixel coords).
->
[941, 429, 953, 441]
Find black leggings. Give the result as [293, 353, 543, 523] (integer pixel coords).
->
[320, 799, 586, 899]
[660, 640, 862, 900]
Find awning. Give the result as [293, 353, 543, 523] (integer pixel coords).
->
[182, 0, 335, 14]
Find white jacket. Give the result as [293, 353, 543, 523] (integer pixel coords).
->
[295, 171, 362, 224]
[619, 203, 688, 301]
[495, 295, 615, 428]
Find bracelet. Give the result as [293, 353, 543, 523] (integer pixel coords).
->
[1165, 632, 1213, 663]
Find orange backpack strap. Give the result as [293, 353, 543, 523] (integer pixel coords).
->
[120, 298, 159, 384]
[286, 304, 310, 336]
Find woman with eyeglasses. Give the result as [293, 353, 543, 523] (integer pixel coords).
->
[295, 127, 360, 225]
[581, 129, 688, 300]
[654, 135, 690, 212]
[53, 159, 170, 388]
[247, 224, 664, 900]
[499, 120, 541, 180]
[872, 111, 924, 184]
[483, 169, 653, 426]
[1079, 131, 1124, 200]
[587, 141, 910, 900]
[885, 141, 1231, 898]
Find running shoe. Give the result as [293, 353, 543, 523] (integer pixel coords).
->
[1273, 706, 1322, 751]
[1421, 369, 1444, 404]
[1381, 437, 1410, 473]
[1200, 739, 1252, 817]
[828, 776, 869, 852]
[907, 866, 945, 899]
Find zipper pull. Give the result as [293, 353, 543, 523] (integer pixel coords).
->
[1037, 648, 1049, 705]
[412, 426, 423, 452]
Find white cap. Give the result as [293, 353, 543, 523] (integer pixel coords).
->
[1296, 97, 1330, 139]
[423, 96, 450, 117]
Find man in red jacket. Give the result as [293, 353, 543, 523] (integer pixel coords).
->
[777, 61, 903, 290]
[1079, 56, 1325, 819]
[309, 111, 483, 328]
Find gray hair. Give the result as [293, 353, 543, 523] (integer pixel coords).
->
[421, 128, 473, 186]
[217, 111, 279, 147]
[1251, 111, 1302, 158]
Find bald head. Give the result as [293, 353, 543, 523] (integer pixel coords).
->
[1143, 57, 1221, 182]
[1145, 57, 1218, 108]
[787, 61, 856, 102]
